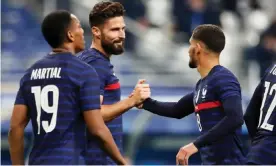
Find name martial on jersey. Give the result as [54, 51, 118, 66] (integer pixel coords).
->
[31, 67, 61, 80]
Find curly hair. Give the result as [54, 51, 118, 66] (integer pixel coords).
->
[89, 1, 125, 27]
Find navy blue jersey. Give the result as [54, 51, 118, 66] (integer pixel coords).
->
[193, 65, 246, 164]
[246, 64, 276, 164]
[78, 48, 122, 164]
[14, 52, 101, 165]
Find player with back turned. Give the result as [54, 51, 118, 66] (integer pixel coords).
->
[8, 10, 127, 165]
[78, 1, 150, 165]
[139, 24, 246, 165]
[244, 64, 276, 164]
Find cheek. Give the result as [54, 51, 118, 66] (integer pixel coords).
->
[106, 31, 118, 41]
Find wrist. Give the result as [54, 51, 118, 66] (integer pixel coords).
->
[118, 157, 127, 165]
[127, 97, 137, 108]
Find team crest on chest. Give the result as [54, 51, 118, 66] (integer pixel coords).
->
[202, 85, 208, 99]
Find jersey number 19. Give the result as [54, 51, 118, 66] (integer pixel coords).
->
[31, 85, 59, 134]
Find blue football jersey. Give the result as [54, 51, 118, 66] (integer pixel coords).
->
[78, 48, 122, 165]
[193, 65, 246, 164]
[246, 64, 276, 164]
[14, 52, 101, 165]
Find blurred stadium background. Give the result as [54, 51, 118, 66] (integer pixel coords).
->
[1, 0, 276, 164]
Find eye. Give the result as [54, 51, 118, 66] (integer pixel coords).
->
[111, 28, 120, 31]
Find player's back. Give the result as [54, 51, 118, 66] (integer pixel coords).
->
[247, 64, 276, 164]
[18, 52, 98, 165]
[256, 64, 276, 136]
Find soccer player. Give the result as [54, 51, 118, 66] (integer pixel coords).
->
[139, 24, 246, 165]
[244, 64, 276, 164]
[8, 10, 127, 165]
[78, 1, 150, 165]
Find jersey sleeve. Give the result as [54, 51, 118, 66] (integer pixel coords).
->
[79, 67, 101, 112]
[14, 78, 26, 105]
[213, 72, 241, 102]
[86, 58, 109, 96]
[143, 92, 195, 119]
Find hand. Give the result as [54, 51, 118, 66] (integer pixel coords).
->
[128, 91, 144, 109]
[176, 143, 198, 165]
[130, 79, 151, 105]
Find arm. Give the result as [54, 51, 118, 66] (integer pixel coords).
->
[80, 68, 126, 165]
[101, 80, 150, 122]
[193, 96, 244, 148]
[142, 92, 195, 119]
[90, 58, 149, 122]
[88, 59, 133, 122]
[193, 75, 244, 148]
[101, 96, 135, 122]
[244, 83, 262, 139]
[84, 110, 126, 164]
[9, 85, 30, 165]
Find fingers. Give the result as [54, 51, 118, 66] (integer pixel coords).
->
[136, 79, 146, 85]
[135, 84, 150, 88]
[184, 155, 189, 165]
[176, 148, 189, 165]
[131, 80, 151, 105]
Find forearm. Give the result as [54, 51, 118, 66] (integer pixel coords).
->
[194, 97, 244, 148]
[143, 93, 194, 119]
[244, 108, 259, 139]
[95, 126, 126, 165]
[143, 98, 180, 118]
[8, 127, 25, 165]
[244, 84, 262, 139]
[101, 98, 136, 122]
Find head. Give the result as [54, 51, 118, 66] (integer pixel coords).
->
[89, 1, 126, 55]
[188, 24, 225, 68]
[41, 10, 85, 54]
[188, 0, 206, 12]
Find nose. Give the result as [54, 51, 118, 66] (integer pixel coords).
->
[119, 29, 125, 39]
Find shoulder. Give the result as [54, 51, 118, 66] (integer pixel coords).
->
[211, 66, 239, 83]
[71, 56, 97, 72]
[262, 64, 276, 80]
[77, 49, 106, 64]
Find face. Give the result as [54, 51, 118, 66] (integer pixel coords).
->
[68, 14, 85, 53]
[188, 38, 199, 68]
[100, 16, 126, 55]
[188, 0, 205, 11]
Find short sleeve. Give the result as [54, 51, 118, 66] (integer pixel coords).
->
[14, 78, 27, 105]
[87, 59, 108, 96]
[79, 67, 101, 112]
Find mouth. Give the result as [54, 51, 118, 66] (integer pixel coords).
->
[114, 41, 123, 45]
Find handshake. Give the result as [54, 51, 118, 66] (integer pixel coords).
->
[128, 79, 151, 108]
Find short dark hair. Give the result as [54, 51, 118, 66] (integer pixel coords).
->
[89, 1, 125, 28]
[192, 24, 225, 53]
[41, 10, 72, 48]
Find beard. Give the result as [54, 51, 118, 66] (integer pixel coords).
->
[188, 49, 197, 68]
[189, 58, 197, 68]
[101, 37, 125, 55]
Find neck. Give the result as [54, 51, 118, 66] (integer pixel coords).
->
[91, 40, 111, 58]
[197, 53, 220, 78]
[52, 44, 75, 55]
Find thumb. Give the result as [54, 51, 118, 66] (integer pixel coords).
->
[137, 79, 146, 84]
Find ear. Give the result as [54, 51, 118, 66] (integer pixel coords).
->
[196, 43, 202, 55]
[92, 26, 101, 39]
[67, 30, 74, 42]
